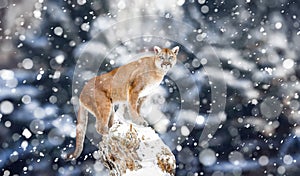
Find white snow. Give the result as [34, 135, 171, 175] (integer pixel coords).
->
[282, 59, 294, 69]
[199, 148, 216, 166]
[101, 120, 176, 175]
[54, 27, 63, 36]
[22, 128, 32, 139]
[22, 58, 34, 69]
[0, 100, 14, 114]
[124, 166, 170, 176]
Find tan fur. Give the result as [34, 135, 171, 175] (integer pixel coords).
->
[66, 46, 179, 160]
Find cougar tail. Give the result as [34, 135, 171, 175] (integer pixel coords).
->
[66, 104, 88, 160]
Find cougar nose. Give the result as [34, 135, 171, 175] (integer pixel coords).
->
[161, 62, 172, 70]
[161, 62, 171, 67]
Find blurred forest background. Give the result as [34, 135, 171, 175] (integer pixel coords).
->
[1, 0, 300, 175]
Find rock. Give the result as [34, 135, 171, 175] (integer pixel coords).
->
[98, 121, 176, 176]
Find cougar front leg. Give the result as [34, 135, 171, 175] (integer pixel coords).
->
[95, 97, 112, 134]
[108, 110, 114, 128]
[129, 92, 146, 125]
[137, 97, 148, 126]
[137, 96, 147, 115]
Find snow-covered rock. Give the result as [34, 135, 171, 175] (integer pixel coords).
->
[98, 121, 176, 176]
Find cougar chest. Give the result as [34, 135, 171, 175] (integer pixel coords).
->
[139, 78, 162, 98]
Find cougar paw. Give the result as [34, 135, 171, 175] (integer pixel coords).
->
[142, 120, 149, 127]
[134, 119, 148, 127]
[96, 125, 109, 135]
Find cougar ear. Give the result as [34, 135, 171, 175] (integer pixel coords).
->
[154, 46, 162, 55]
[172, 46, 179, 55]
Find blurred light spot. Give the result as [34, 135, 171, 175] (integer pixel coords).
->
[117, 1, 126, 9]
[200, 58, 207, 65]
[289, 100, 300, 110]
[33, 107, 46, 118]
[228, 126, 238, 136]
[81, 23, 90, 32]
[21, 141, 28, 151]
[177, 0, 185, 6]
[196, 115, 205, 125]
[33, 10, 41, 18]
[35, 1, 43, 9]
[4, 121, 11, 128]
[176, 145, 182, 152]
[192, 58, 201, 68]
[181, 125, 190, 136]
[53, 71, 61, 79]
[258, 155, 269, 166]
[12, 134, 20, 142]
[3, 170, 10, 176]
[0, 100, 14, 114]
[45, 106, 56, 116]
[198, 0, 206, 4]
[22, 95, 32, 104]
[30, 119, 45, 134]
[282, 59, 294, 69]
[206, 135, 213, 140]
[228, 151, 245, 166]
[196, 34, 204, 41]
[19, 34, 26, 41]
[36, 74, 42, 80]
[275, 22, 282, 29]
[260, 97, 282, 119]
[260, 27, 265, 32]
[212, 171, 224, 176]
[39, 152, 44, 157]
[264, 67, 273, 75]
[31, 139, 39, 147]
[277, 166, 286, 174]
[22, 128, 32, 139]
[6, 78, 18, 88]
[70, 128, 76, 138]
[22, 58, 33, 69]
[201, 5, 209, 14]
[109, 59, 115, 65]
[55, 55, 65, 64]
[69, 40, 76, 47]
[178, 147, 194, 164]
[49, 95, 57, 104]
[77, 0, 86, 5]
[48, 128, 65, 145]
[199, 148, 216, 166]
[0, 0, 8, 9]
[54, 27, 63, 36]
[70, 96, 79, 106]
[293, 126, 300, 137]
[252, 99, 258, 105]
[0, 70, 14, 80]
[10, 151, 19, 162]
[283, 155, 293, 165]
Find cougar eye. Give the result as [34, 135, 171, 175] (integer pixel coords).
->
[169, 56, 173, 60]
[159, 56, 164, 60]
